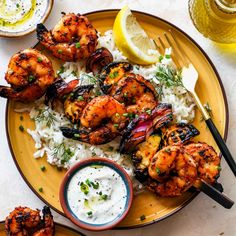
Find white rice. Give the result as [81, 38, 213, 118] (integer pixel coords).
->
[16, 30, 195, 190]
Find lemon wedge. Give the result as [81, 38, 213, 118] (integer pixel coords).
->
[113, 6, 160, 65]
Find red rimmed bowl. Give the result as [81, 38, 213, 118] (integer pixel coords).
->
[59, 157, 133, 231]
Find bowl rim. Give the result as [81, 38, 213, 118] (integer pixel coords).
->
[59, 157, 134, 231]
[0, 0, 54, 38]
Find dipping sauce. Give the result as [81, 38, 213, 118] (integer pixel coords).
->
[67, 165, 128, 225]
[0, 0, 49, 33]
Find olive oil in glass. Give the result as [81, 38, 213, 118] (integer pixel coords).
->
[189, 0, 236, 43]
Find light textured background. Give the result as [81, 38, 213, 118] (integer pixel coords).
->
[0, 0, 236, 235]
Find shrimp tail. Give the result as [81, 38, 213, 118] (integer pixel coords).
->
[60, 127, 90, 142]
[36, 23, 48, 42]
[0, 85, 44, 103]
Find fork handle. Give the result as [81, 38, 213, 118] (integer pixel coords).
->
[206, 118, 236, 177]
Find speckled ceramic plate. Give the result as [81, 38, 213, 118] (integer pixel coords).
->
[0, 0, 54, 38]
[0, 221, 85, 235]
[6, 10, 228, 228]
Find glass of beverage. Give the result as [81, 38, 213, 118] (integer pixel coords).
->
[189, 0, 236, 43]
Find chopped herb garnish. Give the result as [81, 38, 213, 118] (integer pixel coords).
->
[16, 3, 20, 8]
[52, 143, 74, 165]
[123, 92, 128, 98]
[99, 191, 102, 195]
[87, 211, 93, 216]
[85, 179, 92, 187]
[40, 166, 46, 172]
[57, 66, 65, 75]
[80, 182, 89, 195]
[109, 71, 119, 79]
[19, 125, 24, 132]
[58, 49, 63, 54]
[75, 42, 81, 48]
[156, 167, 161, 174]
[140, 215, 146, 221]
[113, 124, 119, 128]
[217, 165, 222, 171]
[20, 115, 23, 121]
[35, 108, 57, 128]
[100, 194, 108, 200]
[122, 113, 129, 117]
[115, 113, 120, 117]
[38, 187, 43, 192]
[159, 55, 164, 62]
[28, 75, 35, 82]
[135, 114, 139, 118]
[165, 54, 171, 59]
[91, 182, 99, 189]
[108, 146, 114, 151]
[77, 96, 84, 101]
[37, 57, 43, 62]
[71, 71, 77, 76]
[146, 109, 152, 115]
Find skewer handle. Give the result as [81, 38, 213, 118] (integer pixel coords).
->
[200, 180, 234, 209]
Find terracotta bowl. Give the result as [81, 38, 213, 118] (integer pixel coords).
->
[59, 157, 133, 231]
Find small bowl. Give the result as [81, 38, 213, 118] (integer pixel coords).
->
[59, 157, 133, 231]
[0, 0, 54, 38]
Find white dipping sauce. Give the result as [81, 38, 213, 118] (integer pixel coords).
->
[67, 165, 128, 225]
[0, 0, 49, 33]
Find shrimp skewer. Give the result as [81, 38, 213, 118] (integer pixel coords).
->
[37, 13, 98, 62]
[0, 49, 55, 103]
[61, 95, 128, 145]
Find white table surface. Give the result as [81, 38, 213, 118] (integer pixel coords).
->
[0, 0, 236, 235]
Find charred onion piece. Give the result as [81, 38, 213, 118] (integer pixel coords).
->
[119, 103, 173, 153]
[100, 62, 133, 93]
[86, 47, 113, 75]
[45, 78, 79, 105]
[162, 123, 200, 146]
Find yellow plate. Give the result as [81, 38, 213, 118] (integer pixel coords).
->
[0, 221, 85, 236]
[6, 10, 228, 228]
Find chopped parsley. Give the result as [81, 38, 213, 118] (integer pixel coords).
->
[80, 182, 89, 195]
[159, 55, 164, 62]
[217, 165, 222, 171]
[146, 109, 152, 115]
[40, 166, 46, 172]
[37, 57, 43, 62]
[113, 124, 119, 128]
[38, 187, 43, 193]
[77, 96, 84, 101]
[109, 71, 119, 79]
[57, 66, 65, 75]
[140, 215, 146, 221]
[100, 194, 108, 201]
[58, 49, 63, 54]
[16, 3, 20, 8]
[156, 167, 161, 174]
[165, 54, 171, 59]
[87, 211, 93, 216]
[75, 42, 81, 49]
[28, 75, 35, 82]
[19, 125, 24, 132]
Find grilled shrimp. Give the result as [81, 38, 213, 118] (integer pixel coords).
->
[5, 206, 54, 236]
[184, 142, 221, 188]
[37, 13, 98, 61]
[109, 73, 158, 114]
[61, 95, 128, 145]
[0, 49, 55, 103]
[64, 85, 94, 124]
[148, 145, 197, 197]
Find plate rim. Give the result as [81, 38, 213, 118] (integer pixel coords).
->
[5, 9, 229, 229]
[0, 220, 86, 235]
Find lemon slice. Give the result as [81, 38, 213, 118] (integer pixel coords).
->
[113, 6, 160, 65]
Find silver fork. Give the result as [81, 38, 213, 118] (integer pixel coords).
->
[158, 30, 236, 177]
[157, 30, 235, 209]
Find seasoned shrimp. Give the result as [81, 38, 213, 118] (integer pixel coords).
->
[37, 13, 98, 61]
[184, 142, 221, 188]
[0, 49, 55, 102]
[109, 73, 158, 114]
[148, 145, 197, 197]
[61, 95, 128, 145]
[5, 206, 54, 236]
[64, 85, 94, 124]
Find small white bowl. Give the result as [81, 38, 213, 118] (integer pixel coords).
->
[0, 0, 54, 38]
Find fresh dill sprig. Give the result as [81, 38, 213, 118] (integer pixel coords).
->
[80, 73, 98, 85]
[52, 143, 74, 165]
[155, 65, 183, 88]
[35, 108, 57, 128]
